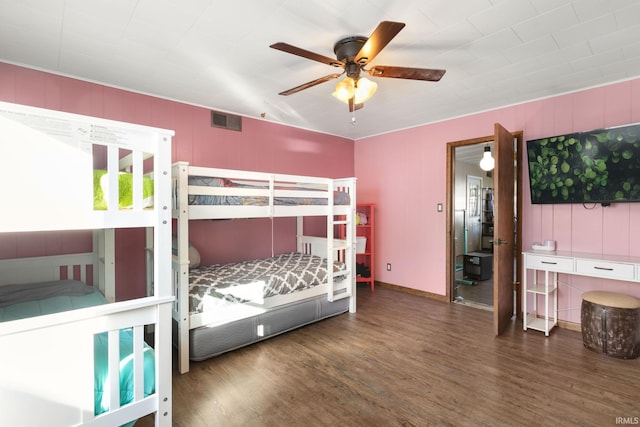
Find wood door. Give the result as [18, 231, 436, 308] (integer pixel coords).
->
[493, 123, 515, 335]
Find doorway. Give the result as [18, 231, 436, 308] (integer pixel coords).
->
[445, 126, 523, 335]
[452, 149, 494, 308]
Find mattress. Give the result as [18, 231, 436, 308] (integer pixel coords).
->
[0, 280, 106, 319]
[187, 294, 350, 361]
[187, 175, 350, 206]
[0, 280, 155, 417]
[189, 252, 347, 315]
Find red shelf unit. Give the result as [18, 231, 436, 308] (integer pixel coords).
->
[356, 203, 375, 291]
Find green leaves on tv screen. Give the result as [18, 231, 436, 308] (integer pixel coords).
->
[527, 124, 640, 204]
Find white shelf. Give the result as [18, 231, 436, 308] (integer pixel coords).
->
[523, 252, 559, 335]
[525, 283, 557, 294]
[524, 313, 557, 333]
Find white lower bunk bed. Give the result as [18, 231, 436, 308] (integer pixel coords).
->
[0, 101, 174, 427]
[172, 162, 357, 374]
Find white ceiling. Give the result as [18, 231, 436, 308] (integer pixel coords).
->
[1, 0, 640, 140]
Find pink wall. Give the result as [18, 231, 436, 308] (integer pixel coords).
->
[4, 59, 640, 325]
[356, 77, 640, 324]
[0, 62, 354, 300]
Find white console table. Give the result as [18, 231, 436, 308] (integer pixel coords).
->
[522, 250, 640, 336]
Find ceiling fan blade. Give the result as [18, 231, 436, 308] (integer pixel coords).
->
[355, 21, 405, 65]
[368, 66, 446, 81]
[278, 73, 342, 96]
[270, 42, 344, 67]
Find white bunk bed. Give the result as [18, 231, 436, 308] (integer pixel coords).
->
[0, 101, 174, 427]
[172, 162, 357, 374]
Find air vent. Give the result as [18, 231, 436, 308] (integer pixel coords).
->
[211, 110, 242, 131]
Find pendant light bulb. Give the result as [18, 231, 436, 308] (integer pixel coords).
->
[479, 146, 495, 171]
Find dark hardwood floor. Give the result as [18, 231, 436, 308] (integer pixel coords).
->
[139, 285, 640, 426]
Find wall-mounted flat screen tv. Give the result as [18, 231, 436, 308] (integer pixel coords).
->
[527, 123, 640, 205]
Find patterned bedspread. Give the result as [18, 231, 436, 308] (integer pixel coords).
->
[189, 252, 346, 315]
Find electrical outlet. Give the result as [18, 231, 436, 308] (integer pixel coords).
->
[386, 263, 391, 271]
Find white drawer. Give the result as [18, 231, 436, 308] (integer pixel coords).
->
[525, 254, 574, 272]
[576, 259, 635, 281]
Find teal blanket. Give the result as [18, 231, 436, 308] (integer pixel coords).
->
[0, 281, 155, 422]
[94, 170, 154, 210]
[94, 329, 156, 418]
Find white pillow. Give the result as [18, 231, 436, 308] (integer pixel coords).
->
[172, 237, 201, 269]
[188, 244, 201, 269]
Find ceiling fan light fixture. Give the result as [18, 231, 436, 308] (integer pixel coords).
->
[479, 146, 495, 171]
[332, 77, 355, 102]
[354, 77, 377, 103]
[332, 77, 377, 104]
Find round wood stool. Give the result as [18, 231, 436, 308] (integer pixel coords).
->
[581, 291, 640, 359]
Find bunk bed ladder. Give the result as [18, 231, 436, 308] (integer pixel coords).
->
[325, 181, 356, 304]
[326, 210, 336, 303]
[335, 226, 353, 302]
[172, 162, 192, 374]
[335, 178, 357, 313]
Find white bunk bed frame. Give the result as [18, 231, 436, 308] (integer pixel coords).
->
[0, 101, 174, 427]
[172, 161, 357, 374]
